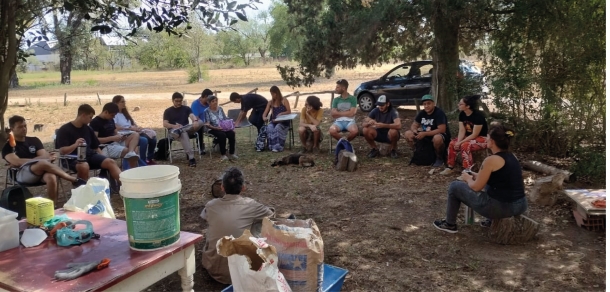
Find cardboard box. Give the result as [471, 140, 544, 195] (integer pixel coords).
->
[25, 197, 54, 226]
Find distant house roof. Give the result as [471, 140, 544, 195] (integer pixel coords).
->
[28, 41, 58, 55]
[100, 35, 126, 46]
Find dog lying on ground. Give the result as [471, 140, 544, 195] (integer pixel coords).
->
[271, 153, 315, 167]
[33, 124, 44, 132]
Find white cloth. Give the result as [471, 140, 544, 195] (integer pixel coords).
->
[113, 113, 132, 129]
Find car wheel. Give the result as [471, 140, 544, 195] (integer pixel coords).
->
[358, 93, 375, 112]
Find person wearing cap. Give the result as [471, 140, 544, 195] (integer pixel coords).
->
[404, 94, 451, 167]
[229, 91, 268, 134]
[362, 95, 401, 158]
[329, 79, 358, 141]
[191, 88, 213, 154]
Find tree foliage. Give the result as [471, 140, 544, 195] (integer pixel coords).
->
[268, 1, 300, 59]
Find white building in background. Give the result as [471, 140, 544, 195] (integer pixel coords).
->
[26, 40, 59, 71]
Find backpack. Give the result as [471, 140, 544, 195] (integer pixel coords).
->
[410, 138, 436, 166]
[334, 138, 354, 165]
[255, 126, 268, 152]
[155, 138, 169, 160]
[0, 185, 33, 219]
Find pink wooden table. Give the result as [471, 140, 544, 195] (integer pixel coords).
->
[0, 210, 202, 292]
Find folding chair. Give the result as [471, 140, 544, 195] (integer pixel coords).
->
[201, 128, 218, 158]
[227, 109, 254, 142]
[164, 128, 202, 163]
[5, 167, 50, 190]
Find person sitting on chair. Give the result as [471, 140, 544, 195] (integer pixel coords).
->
[203, 95, 237, 162]
[298, 95, 324, 153]
[56, 104, 122, 184]
[2, 115, 86, 203]
[191, 88, 213, 154]
[362, 95, 401, 159]
[441, 95, 488, 175]
[263, 86, 291, 152]
[89, 102, 141, 169]
[200, 167, 274, 284]
[163, 92, 204, 167]
[404, 94, 450, 167]
[433, 124, 526, 233]
[229, 91, 268, 134]
[329, 79, 358, 142]
[112, 95, 158, 165]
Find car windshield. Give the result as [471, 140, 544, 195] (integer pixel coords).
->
[386, 65, 410, 80]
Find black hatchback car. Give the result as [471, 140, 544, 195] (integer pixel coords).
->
[353, 60, 484, 111]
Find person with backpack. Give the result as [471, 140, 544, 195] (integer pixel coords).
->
[404, 94, 451, 167]
[2, 116, 86, 203]
[203, 95, 238, 162]
[441, 95, 488, 175]
[362, 95, 401, 159]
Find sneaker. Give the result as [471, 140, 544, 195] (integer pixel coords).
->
[124, 151, 139, 159]
[432, 158, 444, 167]
[440, 167, 453, 175]
[229, 154, 239, 160]
[188, 158, 196, 167]
[390, 149, 398, 159]
[433, 219, 458, 233]
[72, 177, 87, 188]
[146, 159, 157, 165]
[271, 149, 279, 153]
[480, 219, 492, 228]
[220, 155, 229, 161]
[367, 148, 380, 158]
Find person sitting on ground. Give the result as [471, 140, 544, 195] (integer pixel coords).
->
[191, 88, 213, 154]
[112, 95, 158, 165]
[89, 102, 141, 169]
[203, 95, 238, 162]
[362, 95, 401, 159]
[230, 91, 268, 134]
[163, 92, 204, 167]
[329, 79, 358, 142]
[200, 167, 274, 284]
[298, 95, 324, 153]
[404, 94, 450, 167]
[56, 104, 122, 183]
[263, 86, 291, 152]
[433, 124, 526, 233]
[441, 95, 488, 175]
[2, 115, 86, 203]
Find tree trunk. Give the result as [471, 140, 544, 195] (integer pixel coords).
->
[527, 174, 565, 206]
[0, 0, 18, 146]
[431, 0, 461, 112]
[59, 49, 72, 84]
[522, 160, 574, 183]
[9, 68, 18, 88]
[488, 215, 540, 245]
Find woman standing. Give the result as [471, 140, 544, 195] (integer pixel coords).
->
[112, 95, 157, 165]
[440, 95, 488, 175]
[203, 96, 237, 161]
[263, 86, 291, 152]
[433, 124, 527, 233]
[298, 95, 324, 153]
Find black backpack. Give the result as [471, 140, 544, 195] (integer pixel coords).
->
[0, 185, 33, 219]
[155, 138, 169, 160]
[410, 138, 437, 166]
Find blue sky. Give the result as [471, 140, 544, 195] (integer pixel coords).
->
[244, 0, 273, 18]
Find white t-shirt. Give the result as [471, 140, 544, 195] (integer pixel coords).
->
[113, 113, 133, 129]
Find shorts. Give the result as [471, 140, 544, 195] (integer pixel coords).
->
[374, 129, 391, 143]
[421, 132, 451, 149]
[63, 153, 108, 172]
[15, 161, 43, 184]
[101, 143, 126, 159]
[333, 120, 356, 132]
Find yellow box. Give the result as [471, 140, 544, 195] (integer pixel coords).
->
[25, 197, 54, 226]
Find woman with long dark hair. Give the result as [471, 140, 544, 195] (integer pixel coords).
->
[433, 124, 527, 233]
[441, 95, 488, 175]
[263, 86, 291, 152]
[112, 95, 158, 165]
[298, 95, 324, 153]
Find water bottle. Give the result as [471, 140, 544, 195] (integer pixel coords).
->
[77, 142, 87, 162]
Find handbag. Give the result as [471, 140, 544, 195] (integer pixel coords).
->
[218, 119, 235, 132]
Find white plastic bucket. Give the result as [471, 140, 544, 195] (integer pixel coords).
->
[120, 165, 181, 251]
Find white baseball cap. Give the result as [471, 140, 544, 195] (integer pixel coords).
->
[376, 95, 388, 106]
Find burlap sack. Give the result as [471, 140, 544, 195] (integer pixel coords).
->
[261, 217, 324, 292]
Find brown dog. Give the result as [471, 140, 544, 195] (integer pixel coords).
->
[271, 153, 315, 167]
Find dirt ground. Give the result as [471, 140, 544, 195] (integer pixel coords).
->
[4, 65, 606, 291]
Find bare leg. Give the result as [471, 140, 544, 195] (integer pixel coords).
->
[389, 129, 399, 151]
[30, 160, 77, 183]
[363, 127, 377, 148]
[298, 126, 307, 147]
[404, 130, 416, 150]
[312, 129, 321, 148]
[42, 173, 58, 203]
[125, 132, 140, 153]
[75, 162, 90, 180]
[328, 125, 342, 140]
[433, 134, 446, 158]
[101, 158, 121, 183]
[346, 124, 359, 141]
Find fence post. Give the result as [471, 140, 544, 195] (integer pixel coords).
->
[330, 92, 334, 108]
[96, 93, 102, 105]
[64, 93, 67, 106]
[293, 92, 300, 109]
[415, 98, 421, 113]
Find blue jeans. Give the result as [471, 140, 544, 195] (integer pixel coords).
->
[122, 157, 148, 170]
[138, 136, 157, 161]
[445, 181, 527, 225]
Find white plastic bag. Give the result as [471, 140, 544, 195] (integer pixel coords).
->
[64, 177, 115, 219]
[217, 229, 292, 292]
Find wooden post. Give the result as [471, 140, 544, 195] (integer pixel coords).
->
[488, 215, 540, 245]
[63, 93, 67, 106]
[415, 98, 421, 113]
[522, 160, 574, 183]
[330, 92, 334, 107]
[336, 150, 358, 171]
[96, 93, 102, 105]
[294, 92, 300, 109]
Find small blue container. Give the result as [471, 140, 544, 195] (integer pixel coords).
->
[222, 264, 349, 292]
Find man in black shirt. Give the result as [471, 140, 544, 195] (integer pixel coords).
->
[362, 95, 401, 159]
[56, 104, 121, 183]
[2, 116, 86, 203]
[230, 92, 268, 134]
[90, 102, 140, 169]
[404, 94, 451, 167]
[163, 92, 204, 167]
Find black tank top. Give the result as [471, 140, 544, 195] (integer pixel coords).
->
[486, 152, 525, 202]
